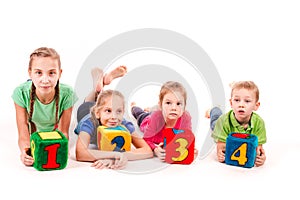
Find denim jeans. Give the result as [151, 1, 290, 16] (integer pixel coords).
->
[210, 107, 223, 130]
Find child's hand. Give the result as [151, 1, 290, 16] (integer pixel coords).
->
[91, 153, 128, 170]
[112, 153, 128, 170]
[216, 142, 226, 163]
[154, 142, 166, 162]
[22, 148, 34, 166]
[194, 148, 198, 160]
[255, 146, 266, 167]
[92, 159, 114, 169]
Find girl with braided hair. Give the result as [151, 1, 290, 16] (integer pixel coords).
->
[12, 47, 78, 166]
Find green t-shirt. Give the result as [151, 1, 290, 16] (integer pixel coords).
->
[12, 81, 78, 132]
[212, 110, 267, 145]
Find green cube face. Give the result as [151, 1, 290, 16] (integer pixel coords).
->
[30, 131, 68, 171]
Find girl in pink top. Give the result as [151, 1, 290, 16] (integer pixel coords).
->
[131, 81, 197, 162]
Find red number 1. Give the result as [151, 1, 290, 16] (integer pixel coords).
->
[42, 143, 61, 169]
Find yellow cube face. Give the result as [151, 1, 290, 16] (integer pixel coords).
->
[97, 126, 131, 152]
[38, 131, 62, 140]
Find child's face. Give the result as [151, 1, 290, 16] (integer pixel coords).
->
[161, 91, 185, 122]
[96, 95, 124, 127]
[28, 57, 61, 97]
[230, 88, 260, 124]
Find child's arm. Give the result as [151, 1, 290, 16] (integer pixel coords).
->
[124, 131, 153, 161]
[255, 145, 266, 167]
[76, 131, 128, 169]
[58, 107, 73, 139]
[14, 103, 34, 166]
[216, 141, 226, 163]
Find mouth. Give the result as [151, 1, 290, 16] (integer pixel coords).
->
[107, 122, 118, 127]
[40, 86, 51, 89]
[237, 110, 245, 114]
[169, 113, 178, 117]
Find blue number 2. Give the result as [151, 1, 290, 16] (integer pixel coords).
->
[111, 136, 125, 152]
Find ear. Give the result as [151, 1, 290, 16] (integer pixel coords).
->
[229, 98, 233, 107]
[158, 101, 162, 110]
[28, 68, 32, 78]
[58, 69, 63, 79]
[94, 107, 101, 119]
[254, 101, 260, 111]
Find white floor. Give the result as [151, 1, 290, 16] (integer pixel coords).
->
[1, 118, 298, 200]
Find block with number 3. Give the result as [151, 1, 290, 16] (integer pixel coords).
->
[163, 128, 195, 164]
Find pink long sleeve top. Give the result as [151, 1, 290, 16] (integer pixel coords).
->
[140, 110, 192, 150]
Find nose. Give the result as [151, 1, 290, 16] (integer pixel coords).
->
[41, 74, 50, 83]
[171, 103, 177, 110]
[110, 112, 117, 119]
[239, 101, 245, 108]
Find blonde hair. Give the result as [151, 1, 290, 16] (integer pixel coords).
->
[159, 81, 187, 107]
[230, 81, 260, 102]
[90, 89, 125, 127]
[28, 47, 61, 133]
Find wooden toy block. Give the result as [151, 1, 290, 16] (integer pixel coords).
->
[97, 125, 131, 152]
[163, 128, 195, 164]
[225, 132, 258, 168]
[30, 131, 68, 171]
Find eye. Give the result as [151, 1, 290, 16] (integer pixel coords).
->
[177, 102, 182, 106]
[116, 109, 123, 114]
[245, 99, 251, 103]
[166, 101, 171, 105]
[105, 108, 112, 113]
[234, 98, 240, 102]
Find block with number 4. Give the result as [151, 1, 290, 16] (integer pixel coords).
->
[225, 132, 258, 168]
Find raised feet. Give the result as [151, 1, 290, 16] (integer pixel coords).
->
[103, 65, 127, 85]
[91, 68, 104, 93]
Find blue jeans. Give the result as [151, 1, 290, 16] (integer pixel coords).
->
[210, 107, 223, 130]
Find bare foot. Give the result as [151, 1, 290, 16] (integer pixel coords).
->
[91, 68, 104, 93]
[205, 109, 211, 118]
[103, 66, 127, 85]
[130, 102, 136, 108]
[144, 105, 159, 112]
[144, 107, 150, 112]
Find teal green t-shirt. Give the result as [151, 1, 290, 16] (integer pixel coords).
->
[12, 81, 78, 132]
[212, 110, 267, 145]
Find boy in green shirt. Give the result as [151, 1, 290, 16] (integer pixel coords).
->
[206, 81, 266, 167]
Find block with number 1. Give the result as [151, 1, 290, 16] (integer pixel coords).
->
[30, 131, 68, 171]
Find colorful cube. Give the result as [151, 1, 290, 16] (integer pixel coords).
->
[97, 125, 131, 152]
[30, 131, 68, 171]
[225, 132, 258, 168]
[163, 128, 195, 164]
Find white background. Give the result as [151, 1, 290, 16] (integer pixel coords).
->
[0, 0, 299, 199]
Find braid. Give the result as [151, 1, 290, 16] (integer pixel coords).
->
[29, 83, 37, 134]
[54, 81, 60, 129]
